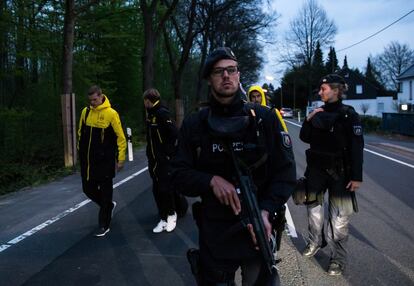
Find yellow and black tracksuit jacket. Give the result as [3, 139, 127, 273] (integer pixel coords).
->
[248, 85, 288, 132]
[78, 95, 126, 181]
[145, 101, 178, 180]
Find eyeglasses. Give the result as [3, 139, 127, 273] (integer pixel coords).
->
[211, 66, 238, 77]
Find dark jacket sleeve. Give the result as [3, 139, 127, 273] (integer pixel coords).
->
[348, 110, 364, 181]
[259, 109, 296, 213]
[157, 109, 178, 158]
[299, 118, 312, 143]
[170, 114, 214, 197]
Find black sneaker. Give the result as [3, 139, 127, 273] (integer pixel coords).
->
[94, 227, 110, 237]
[302, 243, 321, 257]
[327, 262, 343, 276]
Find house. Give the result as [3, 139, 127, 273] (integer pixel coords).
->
[396, 63, 414, 112]
[311, 67, 396, 117]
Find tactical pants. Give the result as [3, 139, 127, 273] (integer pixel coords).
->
[198, 239, 280, 286]
[82, 177, 114, 229]
[150, 165, 176, 220]
[306, 167, 353, 267]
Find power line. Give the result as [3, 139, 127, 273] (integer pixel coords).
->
[337, 9, 414, 52]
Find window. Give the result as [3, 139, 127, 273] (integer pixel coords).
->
[410, 81, 413, 101]
[398, 82, 403, 93]
[356, 85, 363, 94]
[377, 102, 384, 113]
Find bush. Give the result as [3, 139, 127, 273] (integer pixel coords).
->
[361, 115, 382, 133]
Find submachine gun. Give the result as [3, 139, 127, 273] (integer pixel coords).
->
[227, 143, 279, 286]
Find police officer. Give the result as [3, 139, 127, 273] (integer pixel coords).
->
[299, 74, 364, 275]
[171, 47, 296, 285]
[144, 88, 180, 233]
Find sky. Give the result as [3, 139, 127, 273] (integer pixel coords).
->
[260, 0, 414, 87]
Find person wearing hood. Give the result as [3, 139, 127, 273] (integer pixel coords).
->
[144, 88, 182, 233]
[247, 85, 288, 132]
[78, 85, 126, 237]
[299, 74, 364, 275]
[171, 47, 296, 285]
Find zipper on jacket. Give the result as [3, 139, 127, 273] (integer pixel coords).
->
[87, 127, 93, 181]
[101, 128, 105, 143]
[148, 125, 156, 161]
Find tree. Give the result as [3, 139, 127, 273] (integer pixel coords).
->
[163, 0, 199, 126]
[343, 55, 349, 69]
[325, 46, 339, 73]
[360, 103, 370, 115]
[311, 41, 325, 82]
[373, 41, 414, 91]
[193, 0, 277, 102]
[284, 0, 336, 67]
[139, 0, 179, 91]
[365, 57, 384, 90]
[61, 0, 100, 167]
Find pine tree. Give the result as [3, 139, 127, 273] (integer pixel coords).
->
[343, 55, 349, 69]
[325, 47, 339, 73]
[312, 41, 326, 85]
[365, 57, 384, 90]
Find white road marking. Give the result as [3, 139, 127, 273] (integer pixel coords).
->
[285, 120, 414, 169]
[364, 149, 414, 169]
[0, 167, 148, 253]
[0, 162, 299, 254]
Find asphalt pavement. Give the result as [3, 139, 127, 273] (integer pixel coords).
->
[0, 121, 413, 286]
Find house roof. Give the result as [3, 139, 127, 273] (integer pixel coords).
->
[309, 67, 397, 101]
[397, 63, 414, 80]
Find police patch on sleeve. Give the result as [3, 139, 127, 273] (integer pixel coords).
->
[353, 125, 362, 136]
[281, 131, 292, 148]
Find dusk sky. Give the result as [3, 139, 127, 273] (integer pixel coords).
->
[260, 0, 414, 86]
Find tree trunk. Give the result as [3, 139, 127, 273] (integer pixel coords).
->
[12, 0, 26, 108]
[61, 0, 75, 95]
[142, 26, 156, 91]
[0, 0, 7, 107]
[61, 0, 76, 167]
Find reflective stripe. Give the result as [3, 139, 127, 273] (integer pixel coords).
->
[274, 109, 288, 132]
[87, 128, 92, 181]
[156, 129, 163, 144]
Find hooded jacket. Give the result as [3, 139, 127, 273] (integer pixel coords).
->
[248, 85, 288, 132]
[78, 95, 126, 181]
[145, 100, 178, 178]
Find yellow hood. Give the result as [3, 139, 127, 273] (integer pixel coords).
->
[248, 85, 267, 106]
[91, 94, 111, 111]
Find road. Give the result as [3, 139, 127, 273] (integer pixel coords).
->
[0, 120, 413, 285]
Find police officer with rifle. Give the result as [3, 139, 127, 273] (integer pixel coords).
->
[299, 74, 364, 276]
[171, 47, 296, 285]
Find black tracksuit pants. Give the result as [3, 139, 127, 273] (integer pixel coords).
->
[150, 166, 176, 220]
[82, 177, 114, 229]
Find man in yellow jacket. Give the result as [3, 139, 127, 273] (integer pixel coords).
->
[248, 85, 288, 132]
[78, 85, 126, 237]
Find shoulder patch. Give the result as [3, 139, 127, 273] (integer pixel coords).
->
[281, 131, 292, 148]
[353, 125, 362, 136]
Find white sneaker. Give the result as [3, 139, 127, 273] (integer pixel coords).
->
[166, 212, 177, 232]
[153, 220, 167, 233]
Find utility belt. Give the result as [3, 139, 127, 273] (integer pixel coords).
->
[306, 149, 344, 170]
